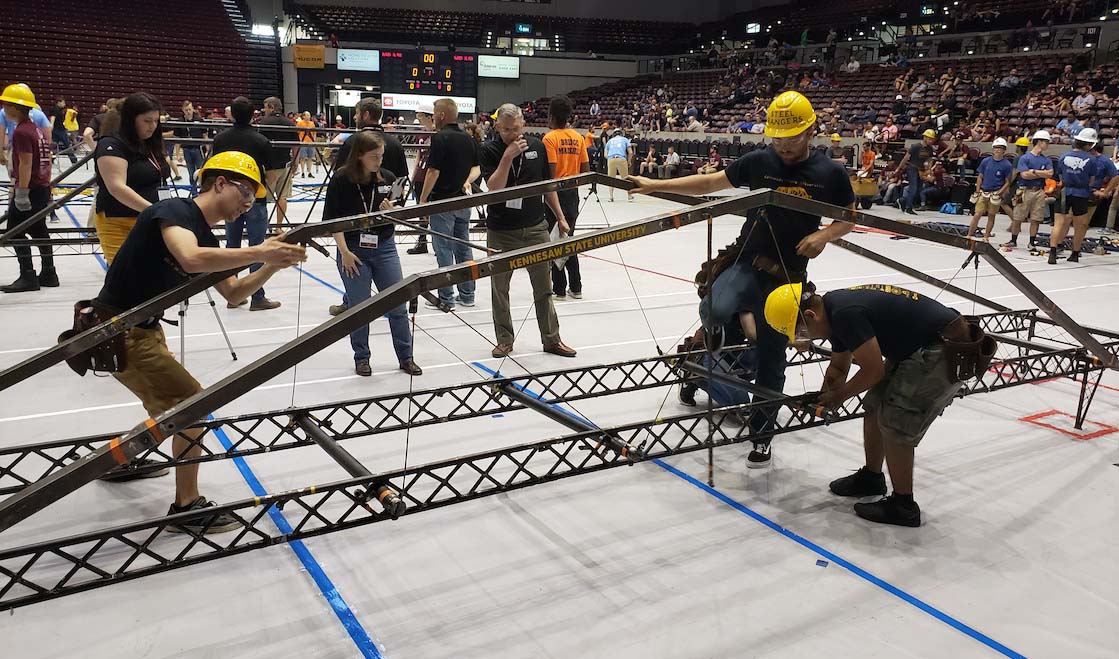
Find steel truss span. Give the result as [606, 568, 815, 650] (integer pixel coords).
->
[0, 175, 1117, 610]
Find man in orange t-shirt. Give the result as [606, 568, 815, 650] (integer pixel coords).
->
[542, 95, 590, 299]
[295, 111, 317, 178]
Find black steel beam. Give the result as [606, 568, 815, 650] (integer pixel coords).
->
[294, 415, 405, 516]
[0, 186, 768, 532]
[0, 176, 96, 246]
[496, 382, 644, 459]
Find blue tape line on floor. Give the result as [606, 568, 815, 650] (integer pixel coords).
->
[296, 264, 345, 295]
[210, 420, 383, 659]
[471, 362, 1027, 659]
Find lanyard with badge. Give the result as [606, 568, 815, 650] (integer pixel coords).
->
[506, 153, 523, 210]
[357, 181, 380, 248]
[151, 148, 175, 201]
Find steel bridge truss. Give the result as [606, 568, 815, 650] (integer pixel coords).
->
[0, 174, 1116, 611]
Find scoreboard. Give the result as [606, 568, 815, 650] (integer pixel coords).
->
[380, 51, 477, 98]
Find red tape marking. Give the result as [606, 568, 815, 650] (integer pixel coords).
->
[1019, 409, 1118, 440]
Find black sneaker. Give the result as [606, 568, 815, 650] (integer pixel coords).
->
[406, 243, 429, 255]
[829, 466, 887, 497]
[853, 495, 922, 527]
[166, 496, 241, 534]
[99, 457, 170, 482]
[746, 441, 771, 469]
[678, 382, 698, 406]
[1047, 248, 1058, 265]
[1066, 251, 1080, 263]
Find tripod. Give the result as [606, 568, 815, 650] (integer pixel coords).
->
[177, 289, 238, 367]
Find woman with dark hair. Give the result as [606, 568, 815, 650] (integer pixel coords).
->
[93, 91, 172, 263]
[324, 131, 421, 377]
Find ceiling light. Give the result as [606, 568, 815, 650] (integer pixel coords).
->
[1086, 42, 1094, 47]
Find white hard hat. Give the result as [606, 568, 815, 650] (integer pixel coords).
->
[1074, 128, 1099, 145]
[335, 115, 342, 121]
[992, 137, 1008, 148]
[1031, 130, 1051, 142]
[417, 102, 435, 115]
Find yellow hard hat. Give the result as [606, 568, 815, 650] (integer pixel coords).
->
[765, 91, 816, 138]
[1015, 137, 1031, 147]
[764, 282, 804, 344]
[0, 83, 39, 110]
[197, 151, 265, 198]
[922, 129, 937, 140]
[830, 133, 841, 142]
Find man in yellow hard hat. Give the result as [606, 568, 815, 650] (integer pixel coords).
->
[627, 90, 855, 468]
[763, 281, 973, 526]
[89, 150, 306, 534]
[1, 82, 57, 293]
[896, 128, 938, 214]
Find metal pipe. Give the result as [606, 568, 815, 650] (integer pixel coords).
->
[0, 176, 96, 245]
[294, 415, 405, 517]
[496, 383, 643, 460]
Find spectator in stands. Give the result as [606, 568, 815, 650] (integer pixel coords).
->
[93, 92, 172, 264]
[909, 75, 929, 101]
[845, 56, 860, 74]
[685, 102, 698, 119]
[255, 97, 296, 226]
[0, 83, 56, 293]
[1056, 111, 1083, 138]
[919, 160, 953, 210]
[1101, 76, 1119, 101]
[898, 129, 938, 214]
[481, 103, 576, 358]
[1072, 86, 1096, 112]
[172, 101, 209, 197]
[416, 98, 479, 310]
[685, 115, 705, 133]
[894, 69, 913, 94]
[543, 96, 589, 300]
[877, 116, 899, 144]
[999, 68, 1021, 91]
[698, 146, 722, 175]
[639, 146, 660, 177]
[659, 146, 680, 179]
[324, 131, 420, 378]
[212, 97, 279, 311]
[727, 116, 744, 134]
[295, 111, 317, 178]
[604, 128, 633, 201]
[849, 104, 877, 126]
[900, 116, 923, 140]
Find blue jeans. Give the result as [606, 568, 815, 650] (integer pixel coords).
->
[225, 203, 267, 302]
[183, 148, 204, 196]
[698, 262, 788, 439]
[429, 208, 475, 305]
[902, 169, 923, 211]
[54, 134, 77, 165]
[696, 349, 758, 407]
[336, 236, 412, 363]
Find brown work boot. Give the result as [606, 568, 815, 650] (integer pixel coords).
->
[226, 299, 248, 309]
[399, 359, 423, 375]
[250, 298, 282, 311]
[492, 342, 514, 358]
[543, 341, 577, 358]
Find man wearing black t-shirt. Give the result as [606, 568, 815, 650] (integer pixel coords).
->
[256, 97, 298, 225]
[211, 96, 279, 310]
[764, 282, 970, 527]
[95, 151, 305, 534]
[418, 98, 480, 309]
[172, 101, 209, 196]
[897, 129, 938, 214]
[333, 98, 407, 179]
[479, 103, 576, 358]
[628, 91, 854, 468]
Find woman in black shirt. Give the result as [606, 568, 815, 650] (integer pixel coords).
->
[324, 131, 421, 377]
[93, 92, 172, 263]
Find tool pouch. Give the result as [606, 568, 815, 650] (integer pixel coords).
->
[942, 316, 997, 382]
[57, 299, 128, 376]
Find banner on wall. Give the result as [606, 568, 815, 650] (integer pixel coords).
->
[381, 93, 476, 114]
[294, 44, 325, 69]
[337, 48, 380, 71]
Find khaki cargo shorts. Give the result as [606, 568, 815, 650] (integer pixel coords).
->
[112, 326, 203, 416]
[863, 343, 962, 448]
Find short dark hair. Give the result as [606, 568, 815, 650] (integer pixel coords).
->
[231, 96, 254, 125]
[549, 95, 573, 127]
[355, 98, 382, 124]
[117, 92, 164, 153]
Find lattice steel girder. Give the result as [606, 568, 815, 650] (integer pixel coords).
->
[0, 185, 771, 534]
[0, 389, 864, 611]
[0, 347, 827, 496]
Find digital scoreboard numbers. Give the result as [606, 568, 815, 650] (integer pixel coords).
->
[380, 51, 477, 97]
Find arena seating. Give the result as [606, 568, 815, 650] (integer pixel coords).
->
[0, 0, 278, 122]
[288, 3, 693, 55]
